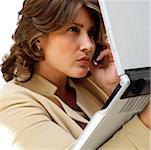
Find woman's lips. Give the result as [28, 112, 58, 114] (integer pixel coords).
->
[77, 57, 90, 65]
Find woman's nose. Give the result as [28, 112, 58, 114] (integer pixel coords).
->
[80, 34, 95, 53]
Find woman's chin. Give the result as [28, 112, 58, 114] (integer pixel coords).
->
[70, 68, 89, 78]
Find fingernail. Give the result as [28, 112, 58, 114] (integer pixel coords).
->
[96, 56, 100, 61]
[93, 61, 98, 66]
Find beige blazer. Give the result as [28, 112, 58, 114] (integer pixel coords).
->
[0, 74, 149, 150]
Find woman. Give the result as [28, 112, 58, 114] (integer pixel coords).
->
[0, 0, 150, 149]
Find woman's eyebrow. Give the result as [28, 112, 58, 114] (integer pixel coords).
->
[73, 22, 83, 27]
[73, 22, 96, 29]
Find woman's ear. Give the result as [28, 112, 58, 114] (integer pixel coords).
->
[36, 35, 47, 50]
[35, 39, 41, 50]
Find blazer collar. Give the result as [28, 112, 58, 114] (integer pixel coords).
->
[16, 73, 58, 96]
[17, 73, 107, 119]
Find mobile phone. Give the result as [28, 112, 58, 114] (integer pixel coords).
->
[92, 43, 104, 65]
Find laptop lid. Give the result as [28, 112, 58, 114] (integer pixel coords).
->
[99, 0, 150, 76]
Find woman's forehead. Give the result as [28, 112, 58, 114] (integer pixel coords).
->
[72, 6, 95, 27]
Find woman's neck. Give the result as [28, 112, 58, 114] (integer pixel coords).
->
[38, 63, 67, 93]
[38, 62, 77, 109]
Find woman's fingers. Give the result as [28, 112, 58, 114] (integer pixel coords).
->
[92, 48, 114, 68]
[96, 48, 114, 62]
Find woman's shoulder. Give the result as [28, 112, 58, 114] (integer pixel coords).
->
[0, 80, 27, 96]
[0, 80, 38, 99]
[0, 79, 53, 112]
[0, 80, 41, 114]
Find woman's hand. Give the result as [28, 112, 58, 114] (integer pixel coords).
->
[139, 102, 151, 129]
[90, 46, 120, 95]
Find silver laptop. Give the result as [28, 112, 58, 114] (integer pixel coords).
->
[72, 0, 150, 149]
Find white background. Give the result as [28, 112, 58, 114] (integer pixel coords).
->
[0, 1, 23, 89]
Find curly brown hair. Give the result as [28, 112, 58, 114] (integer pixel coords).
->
[1, 0, 105, 82]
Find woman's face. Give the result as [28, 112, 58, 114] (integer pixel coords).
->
[38, 6, 97, 78]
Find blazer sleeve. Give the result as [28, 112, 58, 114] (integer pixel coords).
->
[99, 115, 150, 150]
[0, 97, 75, 150]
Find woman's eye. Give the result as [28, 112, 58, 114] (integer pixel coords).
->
[88, 29, 98, 40]
[67, 26, 79, 33]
